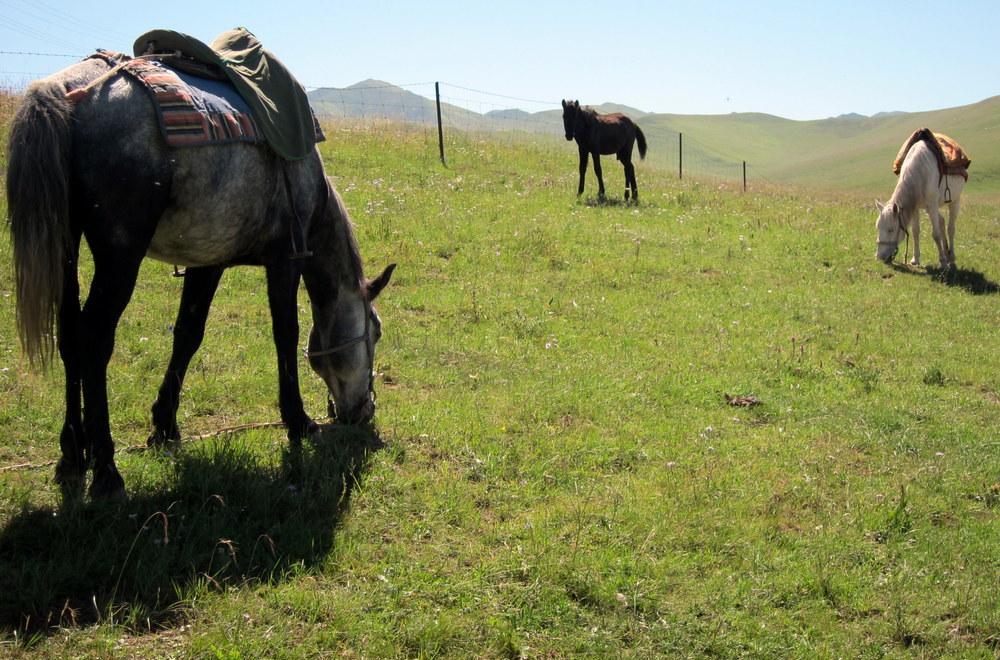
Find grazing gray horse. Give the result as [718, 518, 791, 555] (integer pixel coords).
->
[6, 54, 394, 501]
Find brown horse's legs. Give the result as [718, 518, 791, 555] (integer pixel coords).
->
[592, 154, 605, 198]
[623, 158, 638, 202]
[577, 147, 589, 196]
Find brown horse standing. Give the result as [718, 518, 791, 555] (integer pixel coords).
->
[561, 99, 647, 202]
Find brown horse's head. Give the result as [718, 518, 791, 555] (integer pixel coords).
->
[561, 99, 581, 141]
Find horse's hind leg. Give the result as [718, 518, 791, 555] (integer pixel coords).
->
[926, 205, 950, 269]
[149, 266, 225, 446]
[622, 157, 638, 203]
[910, 214, 922, 266]
[54, 236, 87, 495]
[78, 253, 146, 501]
[946, 200, 960, 268]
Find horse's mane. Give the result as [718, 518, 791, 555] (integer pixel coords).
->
[324, 179, 366, 289]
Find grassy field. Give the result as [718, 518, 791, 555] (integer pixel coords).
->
[2, 99, 1000, 657]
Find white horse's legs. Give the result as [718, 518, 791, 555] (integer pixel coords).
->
[910, 213, 921, 266]
[945, 200, 960, 268]
[926, 204, 951, 269]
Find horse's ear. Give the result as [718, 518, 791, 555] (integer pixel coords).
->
[891, 202, 899, 215]
[562, 99, 567, 108]
[875, 200, 884, 211]
[367, 263, 396, 300]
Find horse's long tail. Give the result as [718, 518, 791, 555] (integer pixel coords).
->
[6, 80, 75, 369]
[635, 125, 648, 160]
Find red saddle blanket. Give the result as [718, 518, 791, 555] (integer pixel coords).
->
[893, 127, 971, 180]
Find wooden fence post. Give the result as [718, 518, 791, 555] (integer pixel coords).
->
[678, 133, 683, 180]
[435, 82, 446, 166]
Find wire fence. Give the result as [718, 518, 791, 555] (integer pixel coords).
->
[311, 81, 759, 189]
[1, 47, 757, 188]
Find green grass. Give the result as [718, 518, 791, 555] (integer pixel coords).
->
[2, 109, 1000, 657]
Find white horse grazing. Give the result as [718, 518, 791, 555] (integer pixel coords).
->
[875, 140, 965, 268]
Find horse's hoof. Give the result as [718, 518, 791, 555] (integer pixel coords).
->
[89, 466, 127, 503]
[89, 482, 128, 503]
[54, 458, 86, 493]
[147, 430, 181, 448]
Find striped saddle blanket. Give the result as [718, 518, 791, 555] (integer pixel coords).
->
[120, 57, 324, 150]
[123, 57, 266, 148]
[893, 128, 971, 181]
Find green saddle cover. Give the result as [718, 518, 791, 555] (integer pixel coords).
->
[134, 28, 321, 160]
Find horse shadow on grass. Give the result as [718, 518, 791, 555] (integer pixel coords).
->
[0, 424, 385, 638]
[580, 195, 640, 208]
[889, 263, 1000, 295]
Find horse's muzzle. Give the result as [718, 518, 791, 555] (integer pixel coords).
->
[876, 245, 898, 263]
[565, 134, 573, 141]
[328, 397, 375, 425]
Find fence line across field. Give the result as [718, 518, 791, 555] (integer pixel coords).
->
[324, 81, 756, 190]
[1, 50, 756, 188]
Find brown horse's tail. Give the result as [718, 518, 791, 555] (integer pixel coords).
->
[635, 125, 648, 160]
[6, 80, 75, 369]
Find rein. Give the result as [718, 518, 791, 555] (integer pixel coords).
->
[878, 208, 910, 263]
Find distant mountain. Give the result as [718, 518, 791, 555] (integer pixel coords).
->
[591, 103, 649, 119]
[308, 81, 564, 134]
[309, 79, 439, 123]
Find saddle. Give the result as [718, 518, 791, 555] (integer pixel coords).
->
[133, 28, 323, 160]
[893, 127, 971, 181]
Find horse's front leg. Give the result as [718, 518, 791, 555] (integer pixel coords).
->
[149, 266, 225, 446]
[577, 147, 589, 196]
[910, 213, 921, 266]
[592, 153, 605, 198]
[265, 263, 317, 443]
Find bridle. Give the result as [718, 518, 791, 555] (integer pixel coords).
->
[305, 300, 377, 412]
[878, 206, 910, 263]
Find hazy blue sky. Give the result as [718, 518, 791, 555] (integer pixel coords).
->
[1, 0, 996, 120]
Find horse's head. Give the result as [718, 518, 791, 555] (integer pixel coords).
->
[874, 200, 906, 263]
[307, 264, 395, 424]
[561, 99, 581, 141]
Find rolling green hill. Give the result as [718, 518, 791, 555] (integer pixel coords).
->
[637, 95, 1000, 198]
